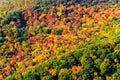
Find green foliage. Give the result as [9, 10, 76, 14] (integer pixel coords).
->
[79, 69, 91, 80]
[23, 72, 37, 80]
[0, 37, 6, 42]
[41, 75, 53, 80]
[2, 51, 13, 56]
[21, 41, 30, 51]
[4, 35, 120, 80]
[58, 68, 73, 80]
[100, 59, 111, 75]
[16, 36, 27, 42]
[42, 27, 51, 34]
[1, 0, 120, 80]
[54, 29, 63, 35]
[4, 11, 21, 24]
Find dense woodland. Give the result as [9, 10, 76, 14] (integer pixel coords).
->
[0, 0, 120, 80]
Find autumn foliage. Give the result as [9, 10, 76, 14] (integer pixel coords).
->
[0, 0, 120, 80]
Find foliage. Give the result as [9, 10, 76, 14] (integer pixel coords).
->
[0, 0, 120, 80]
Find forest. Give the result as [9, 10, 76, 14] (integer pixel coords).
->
[0, 0, 120, 80]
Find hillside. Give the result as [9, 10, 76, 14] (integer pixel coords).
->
[0, 0, 120, 80]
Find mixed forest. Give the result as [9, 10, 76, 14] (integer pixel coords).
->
[0, 0, 120, 80]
